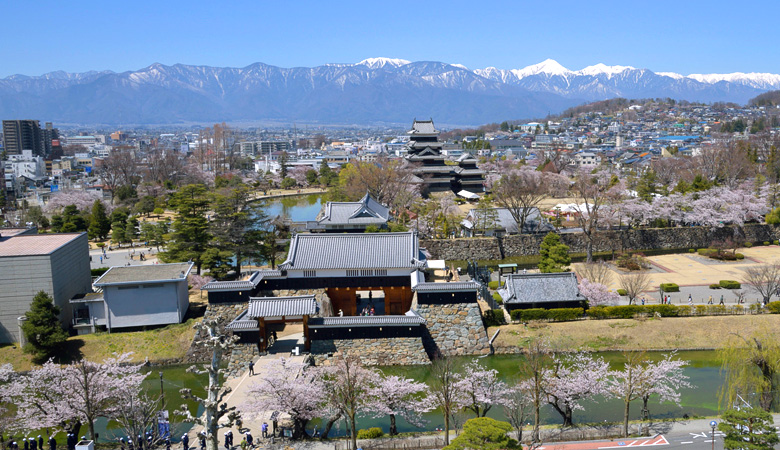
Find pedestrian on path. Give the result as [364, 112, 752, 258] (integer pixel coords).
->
[707, 295, 713, 304]
[248, 361, 254, 376]
[261, 423, 268, 439]
[720, 294, 725, 305]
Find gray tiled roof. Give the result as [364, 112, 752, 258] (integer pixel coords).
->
[412, 281, 479, 292]
[309, 311, 425, 327]
[247, 296, 317, 318]
[279, 231, 422, 271]
[498, 272, 586, 304]
[202, 269, 282, 291]
[226, 311, 259, 331]
[409, 120, 437, 134]
[314, 193, 389, 227]
[94, 262, 193, 286]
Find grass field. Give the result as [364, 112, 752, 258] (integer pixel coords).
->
[489, 314, 780, 352]
[0, 318, 199, 371]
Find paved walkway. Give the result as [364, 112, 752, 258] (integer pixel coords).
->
[184, 333, 309, 446]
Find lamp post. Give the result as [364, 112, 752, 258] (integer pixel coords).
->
[710, 420, 717, 450]
[159, 371, 165, 409]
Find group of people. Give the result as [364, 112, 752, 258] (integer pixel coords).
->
[359, 305, 376, 316]
[118, 432, 169, 450]
[6, 436, 54, 450]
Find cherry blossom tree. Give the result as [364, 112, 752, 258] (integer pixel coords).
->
[241, 358, 324, 439]
[367, 374, 431, 436]
[427, 357, 463, 446]
[113, 390, 165, 447]
[9, 354, 146, 441]
[44, 190, 104, 214]
[499, 385, 530, 442]
[454, 360, 508, 418]
[542, 352, 610, 427]
[636, 352, 693, 421]
[606, 352, 693, 437]
[319, 356, 378, 450]
[578, 278, 620, 307]
[289, 166, 310, 187]
[177, 318, 240, 450]
[0, 364, 18, 439]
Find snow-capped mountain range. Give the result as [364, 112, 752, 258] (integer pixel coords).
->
[0, 57, 777, 126]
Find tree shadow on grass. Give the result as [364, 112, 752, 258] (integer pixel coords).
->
[53, 339, 85, 364]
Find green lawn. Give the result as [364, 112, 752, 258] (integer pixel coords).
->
[0, 319, 199, 370]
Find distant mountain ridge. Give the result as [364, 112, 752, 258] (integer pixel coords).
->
[0, 57, 777, 126]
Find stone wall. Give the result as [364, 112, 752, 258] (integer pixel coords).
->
[225, 342, 260, 378]
[184, 301, 247, 363]
[311, 337, 429, 366]
[414, 302, 491, 357]
[421, 224, 780, 261]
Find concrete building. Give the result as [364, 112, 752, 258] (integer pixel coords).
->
[2, 120, 43, 156]
[74, 262, 194, 332]
[0, 231, 91, 343]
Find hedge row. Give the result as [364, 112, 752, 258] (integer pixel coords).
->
[510, 307, 584, 322]
[505, 303, 779, 324]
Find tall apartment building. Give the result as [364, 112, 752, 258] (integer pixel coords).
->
[2, 120, 43, 156]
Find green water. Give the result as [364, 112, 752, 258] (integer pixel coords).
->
[313, 350, 724, 437]
[44, 351, 723, 441]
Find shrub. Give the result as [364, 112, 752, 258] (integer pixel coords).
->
[736, 253, 745, 260]
[617, 289, 627, 296]
[774, 240, 779, 245]
[547, 308, 584, 322]
[483, 309, 506, 327]
[766, 301, 780, 314]
[660, 283, 680, 292]
[698, 248, 717, 257]
[357, 428, 384, 440]
[605, 305, 645, 319]
[688, 248, 696, 253]
[709, 283, 721, 289]
[91, 267, 110, 277]
[488, 280, 501, 290]
[719, 280, 741, 289]
[744, 242, 753, 248]
[676, 305, 692, 316]
[694, 305, 707, 316]
[586, 306, 610, 319]
[492, 292, 503, 304]
[96, 242, 105, 248]
[510, 308, 549, 322]
[645, 304, 679, 317]
[764, 241, 771, 246]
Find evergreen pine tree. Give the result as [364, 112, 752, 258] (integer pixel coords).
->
[88, 200, 111, 240]
[21, 291, 68, 361]
[158, 184, 211, 273]
[538, 232, 571, 273]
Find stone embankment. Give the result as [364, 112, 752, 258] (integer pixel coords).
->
[414, 302, 491, 357]
[421, 224, 780, 261]
[311, 337, 429, 366]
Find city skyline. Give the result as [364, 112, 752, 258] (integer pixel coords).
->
[1, 0, 779, 78]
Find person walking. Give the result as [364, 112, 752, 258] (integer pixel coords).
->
[708, 295, 713, 304]
[24, 438, 29, 450]
[198, 433, 205, 450]
[119, 438, 125, 450]
[245, 433, 253, 449]
[181, 434, 189, 450]
[248, 361, 254, 376]
[49, 436, 56, 450]
[223, 433, 229, 450]
[261, 423, 268, 439]
[31, 437, 37, 450]
[720, 294, 725, 305]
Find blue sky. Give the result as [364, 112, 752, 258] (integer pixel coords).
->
[1, 0, 778, 78]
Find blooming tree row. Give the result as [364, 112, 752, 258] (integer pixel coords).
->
[239, 350, 693, 444]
